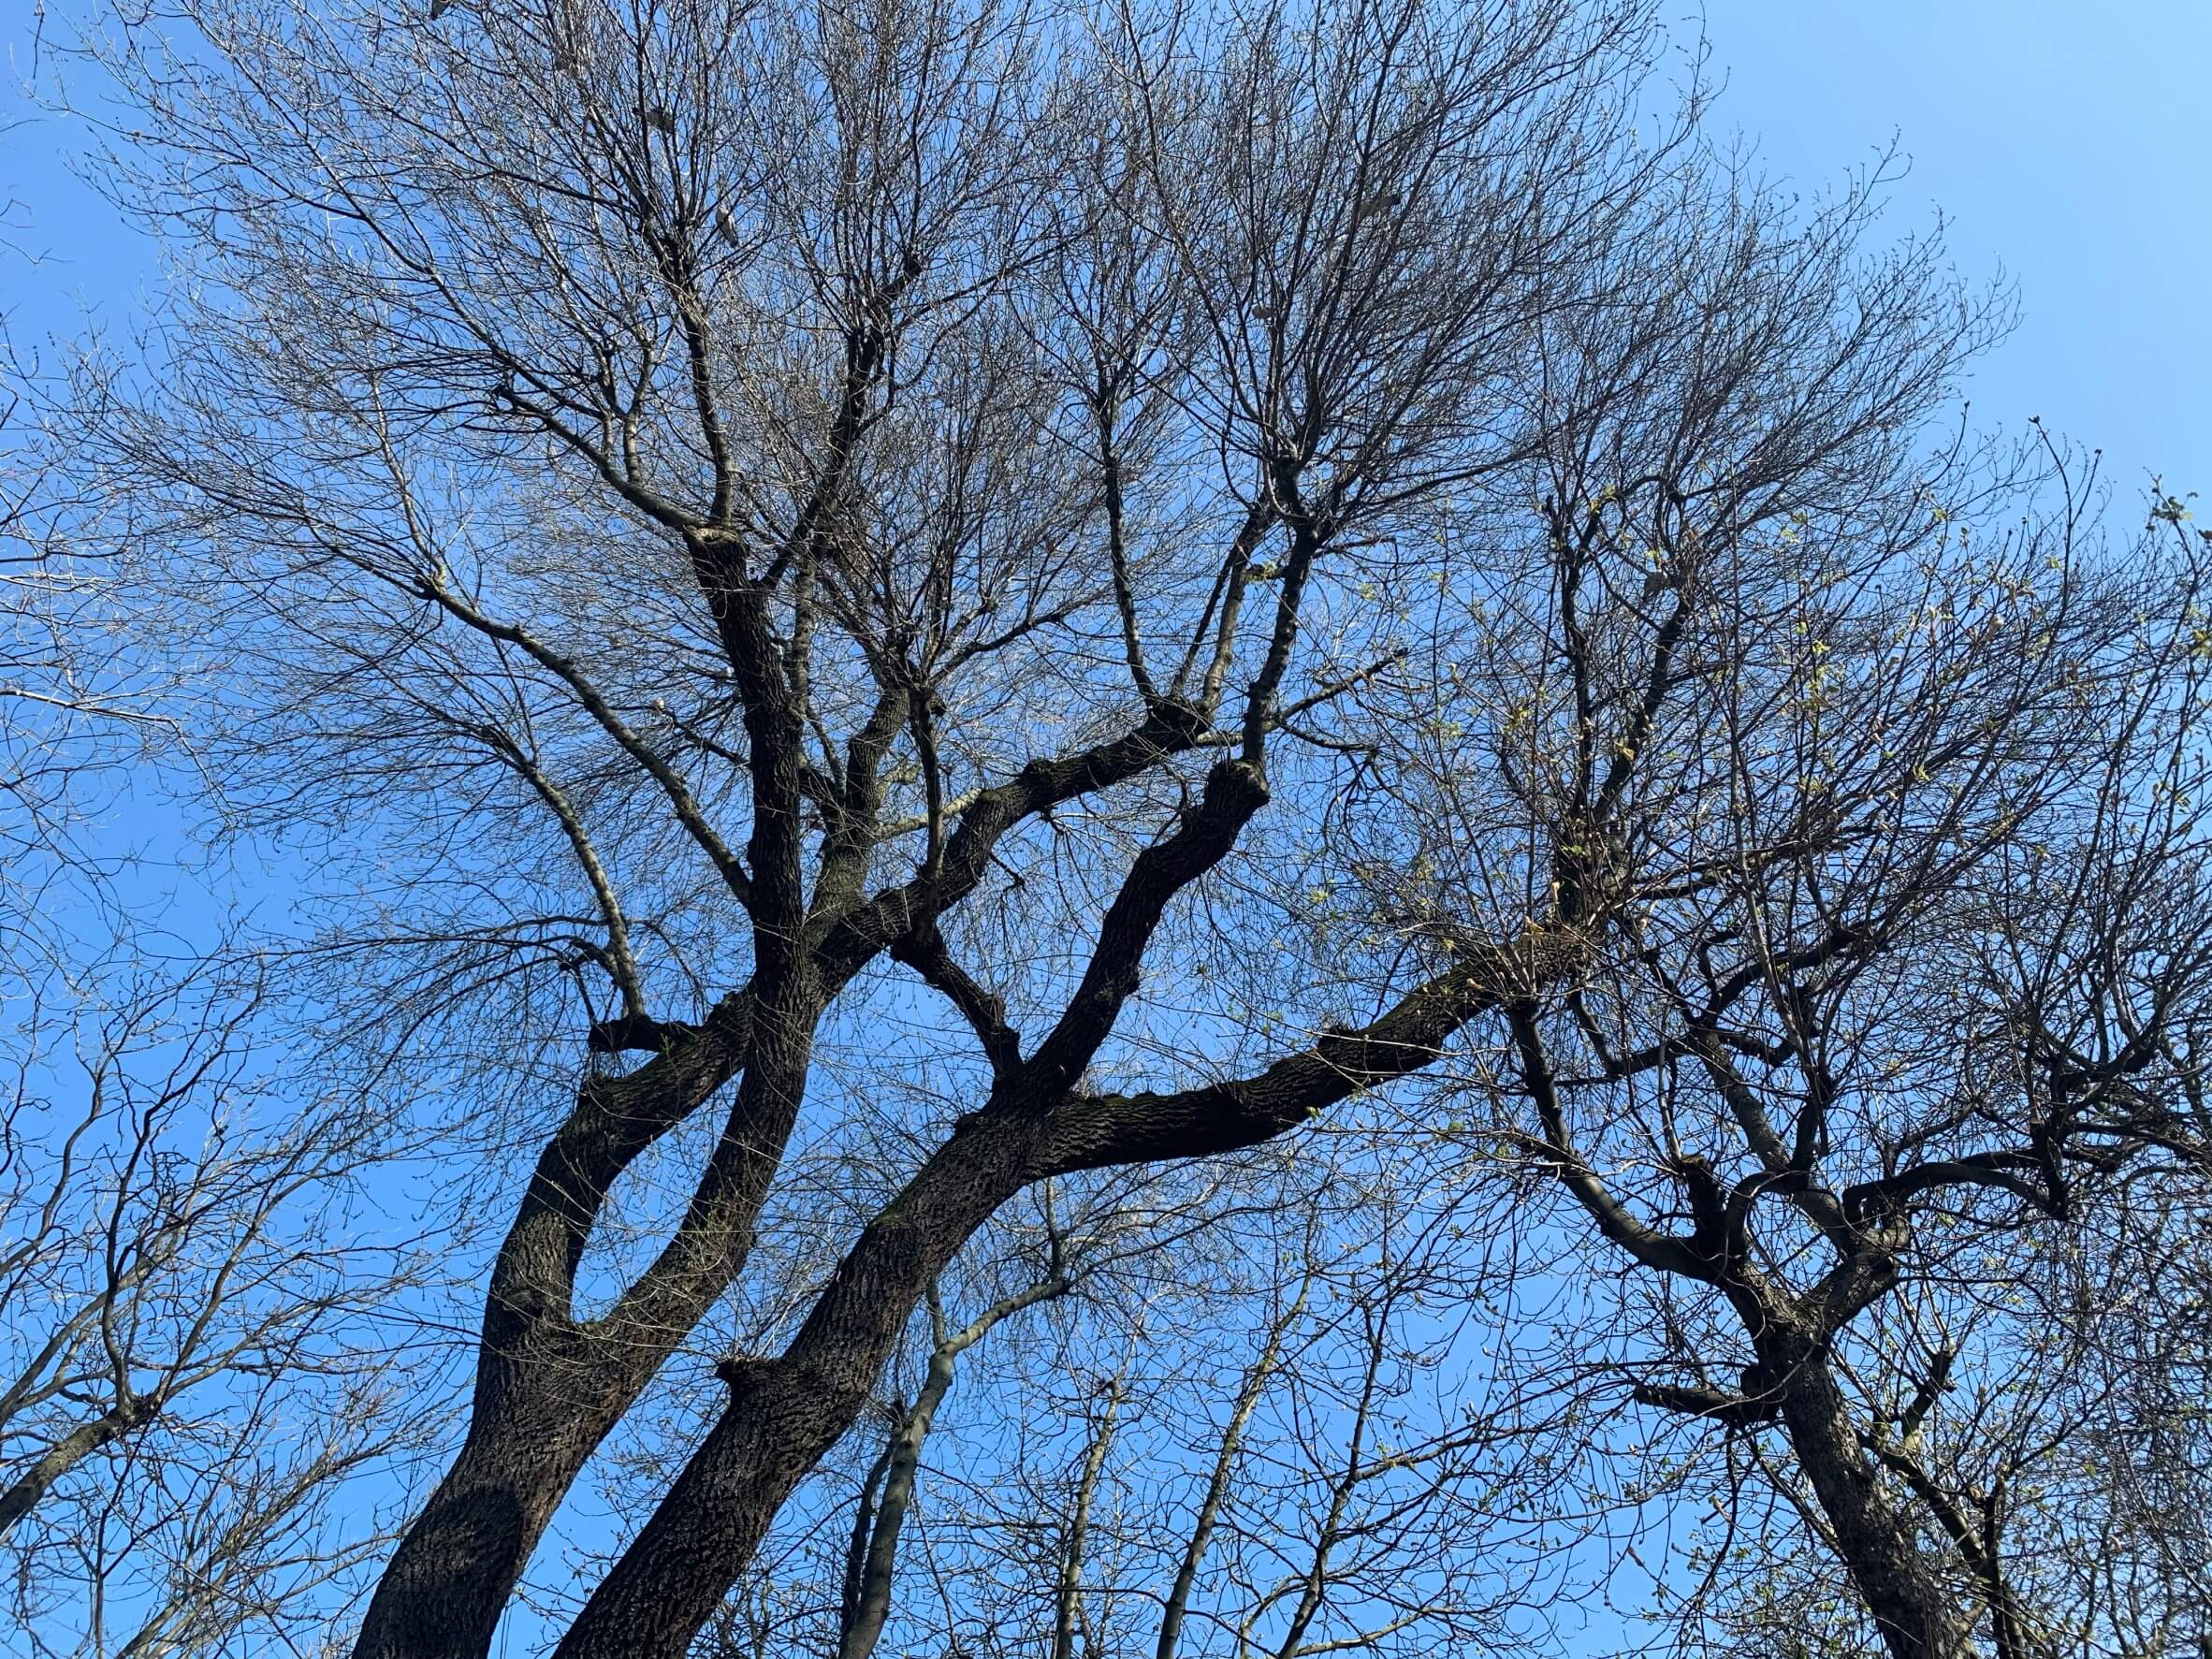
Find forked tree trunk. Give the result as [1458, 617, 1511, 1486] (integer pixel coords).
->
[351, 988, 802, 1659]
[547, 1113, 1049, 1659]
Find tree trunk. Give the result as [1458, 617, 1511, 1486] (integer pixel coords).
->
[350, 1346, 617, 1659]
[836, 1342, 960, 1659]
[352, 987, 809, 1659]
[1768, 1336, 1975, 1659]
[549, 1352, 875, 1658]
[548, 1112, 1044, 1659]
[1055, 1381, 1123, 1659]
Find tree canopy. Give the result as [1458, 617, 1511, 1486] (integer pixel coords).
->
[4, 1, 2209, 1656]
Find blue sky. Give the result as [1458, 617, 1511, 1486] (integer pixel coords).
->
[1696, 0, 2211, 494]
[7, 0, 2205, 921]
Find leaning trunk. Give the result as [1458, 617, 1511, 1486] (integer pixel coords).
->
[837, 1349, 953, 1659]
[547, 1113, 1043, 1658]
[0, 1394, 151, 1535]
[353, 988, 808, 1659]
[350, 1324, 624, 1659]
[1769, 1338, 1975, 1659]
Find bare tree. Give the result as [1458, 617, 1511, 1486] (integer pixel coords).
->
[723, 1143, 1579, 1659]
[1363, 454, 2212, 1659]
[1, 328, 137, 948]
[3, 213, 446, 1659]
[830, 1206, 1073, 1659]
[0, 954, 448, 1658]
[21, 0, 2204, 1654]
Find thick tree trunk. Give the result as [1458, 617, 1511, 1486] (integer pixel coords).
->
[350, 1324, 623, 1659]
[351, 987, 808, 1659]
[549, 1114, 1040, 1659]
[350, 1433, 569, 1659]
[353, 723, 1246, 1659]
[551, 761, 1281, 1657]
[1768, 1337, 1975, 1659]
[546, 930, 1570, 1654]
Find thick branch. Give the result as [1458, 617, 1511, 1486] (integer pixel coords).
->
[1841, 1152, 2053, 1223]
[811, 696, 1211, 979]
[1494, 1004, 1717, 1280]
[1042, 931, 1585, 1174]
[488, 990, 755, 1339]
[888, 924, 1022, 1077]
[1024, 758, 1269, 1095]
[1629, 1379, 1779, 1431]
[0, 1391, 151, 1535]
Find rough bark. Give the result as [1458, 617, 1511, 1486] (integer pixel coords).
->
[356, 698, 1230, 1657]
[1766, 1334, 1976, 1659]
[544, 927, 1574, 1659]
[545, 1084, 1059, 1654]
[547, 747, 1588, 1656]
[351, 987, 798, 1659]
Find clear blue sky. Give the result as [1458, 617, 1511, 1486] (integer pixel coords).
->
[1695, 0, 2211, 493]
